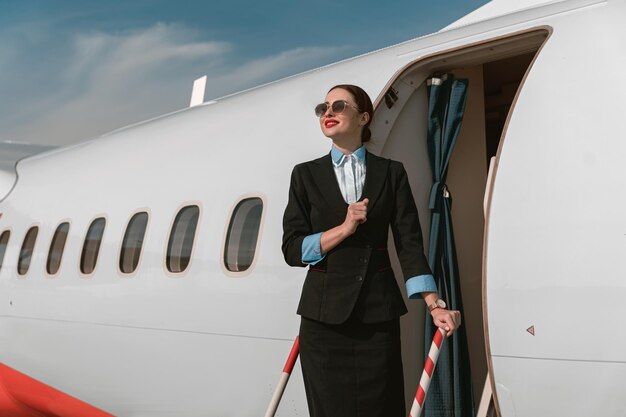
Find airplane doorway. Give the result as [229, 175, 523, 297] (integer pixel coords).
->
[371, 28, 549, 414]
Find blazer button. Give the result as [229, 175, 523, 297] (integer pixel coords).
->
[361, 258, 368, 264]
[356, 275, 363, 281]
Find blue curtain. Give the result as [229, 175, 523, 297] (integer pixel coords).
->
[423, 74, 475, 417]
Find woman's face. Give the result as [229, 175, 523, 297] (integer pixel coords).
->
[319, 88, 368, 142]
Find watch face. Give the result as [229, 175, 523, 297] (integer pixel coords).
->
[436, 299, 447, 309]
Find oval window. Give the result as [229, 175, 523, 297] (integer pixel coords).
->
[0, 230, 10, 270]
[167, 206, 199, 273]
[119, 212, 149, 274]
[47, 222, 70, 275]
[18, 226, 39, 275]
[81, 217, 106, 275]
[224, 198, 263, 272]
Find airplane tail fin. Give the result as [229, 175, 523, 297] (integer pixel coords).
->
[0, 141, 56, 201]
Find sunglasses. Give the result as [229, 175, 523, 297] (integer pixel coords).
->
[314, 100, 360, 117]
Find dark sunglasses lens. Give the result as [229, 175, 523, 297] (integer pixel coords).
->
[331, 101, 346, 113]
[315, 103, 328, 117]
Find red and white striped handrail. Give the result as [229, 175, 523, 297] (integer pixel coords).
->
[408, 328, 447, 417]
[264, 336, 300, 417]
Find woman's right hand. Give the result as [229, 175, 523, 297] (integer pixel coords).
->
[320, 198, 370, 254]
[343, 198, 369, 235]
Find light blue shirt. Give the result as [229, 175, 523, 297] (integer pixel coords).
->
[301, 146, 437, 298]
[332, 144, 367, 204]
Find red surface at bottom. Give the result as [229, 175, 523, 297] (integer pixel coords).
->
[0, 363, 114, 417]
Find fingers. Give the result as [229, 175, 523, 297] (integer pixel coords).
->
[432, 309, 461, 337]
[344, 199, 370, 234]
[347, 200, 368, 224]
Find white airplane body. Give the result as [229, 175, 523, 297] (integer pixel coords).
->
[0, 0, 625, 415]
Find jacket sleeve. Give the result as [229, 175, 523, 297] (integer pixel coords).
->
[390, 162, 433, 281]
[282, 165, 312, 267]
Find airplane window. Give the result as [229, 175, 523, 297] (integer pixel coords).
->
[47, 222, 69, 275]
[0, 230, 10, 270]
[81, 217, 106, 275]
[167, 205, 199, 273]
[18, 226, 39, 276]
[119, 212, 149, 274]
[224, 197, 263, 272]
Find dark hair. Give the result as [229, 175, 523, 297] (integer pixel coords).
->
[328, 84, 374, 142]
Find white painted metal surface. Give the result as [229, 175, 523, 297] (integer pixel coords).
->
[484, 1, 626, 415]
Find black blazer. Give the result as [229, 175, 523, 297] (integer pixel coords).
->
[282, 151, 431, 324]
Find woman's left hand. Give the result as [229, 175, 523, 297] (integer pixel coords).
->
[431, 308, 461, 337]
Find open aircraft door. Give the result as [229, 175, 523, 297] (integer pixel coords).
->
[483, 13, 626, 417]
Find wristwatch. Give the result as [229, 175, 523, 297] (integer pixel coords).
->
[428, 298, 447, 312]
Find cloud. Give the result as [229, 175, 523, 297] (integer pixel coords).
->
[66, 23, 230, 86]
[0, 23, 349, 146]
[210, 46, 350, 96]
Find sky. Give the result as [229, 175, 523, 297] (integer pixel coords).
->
[0, 0, 490, 146]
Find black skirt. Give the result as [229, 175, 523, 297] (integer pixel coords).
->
[299, 316, 405, 417]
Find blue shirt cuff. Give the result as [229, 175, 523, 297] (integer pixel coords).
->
[405, 274, 437, 299]
[301, 232, 326, 265]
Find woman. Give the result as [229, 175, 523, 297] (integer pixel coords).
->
[282, 84, 461, 417]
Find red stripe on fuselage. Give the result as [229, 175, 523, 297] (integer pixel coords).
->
[0, 363, 114, 417]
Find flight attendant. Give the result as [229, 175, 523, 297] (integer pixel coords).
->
[282, 84, 460, 417]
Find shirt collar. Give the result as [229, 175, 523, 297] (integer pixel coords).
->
[331, 145, 366, 166]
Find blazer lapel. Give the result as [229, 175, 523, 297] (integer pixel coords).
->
[308, 151, 389, 217]
[360, 151, 389, 213]
[309, 153, 348, 212]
